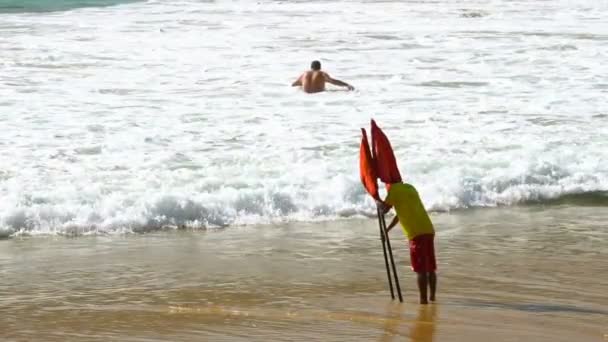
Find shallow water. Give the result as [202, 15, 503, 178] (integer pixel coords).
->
[1, 0, 608, 236]
[1, 206, 606, 341]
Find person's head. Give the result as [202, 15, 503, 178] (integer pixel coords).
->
[310, 60, 321, 71]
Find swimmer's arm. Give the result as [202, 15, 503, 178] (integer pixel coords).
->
[291, 75, 303, 87]
[324, 73, 354, 90]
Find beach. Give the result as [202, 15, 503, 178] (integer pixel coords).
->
[1, 0, 608, 340]
[2, 205, 606, 341]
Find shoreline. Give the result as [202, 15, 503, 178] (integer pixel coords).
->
[2, 197, 608, 239]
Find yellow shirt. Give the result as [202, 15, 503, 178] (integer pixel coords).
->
[385, 183, 434, 240]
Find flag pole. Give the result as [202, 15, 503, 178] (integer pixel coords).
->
[378, 210, 403, 302]
[376, 206, 395, 300]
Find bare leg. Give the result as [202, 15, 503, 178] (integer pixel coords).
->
[429, 272, 437, 302]
[417, 272, 428, 304]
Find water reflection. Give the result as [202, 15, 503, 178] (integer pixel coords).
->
[380, 304, 437, 342]
[379, 303, 402, 341]
[410, 305, 437, 342]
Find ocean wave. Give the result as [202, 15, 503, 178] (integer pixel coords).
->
[1, 165, 606, 238]
[423, 160, 608, 211]
[1, 0, 607, 239]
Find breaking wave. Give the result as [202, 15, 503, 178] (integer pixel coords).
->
[1, 161, 606, 238]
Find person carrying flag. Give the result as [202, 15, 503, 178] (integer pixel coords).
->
[377, 183, 437, 304]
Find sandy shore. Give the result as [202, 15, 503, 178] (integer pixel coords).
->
[1, 205, 606, 341]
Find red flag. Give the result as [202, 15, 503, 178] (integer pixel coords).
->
[371, 119, 402, 185]
[359, 128, 379, 200]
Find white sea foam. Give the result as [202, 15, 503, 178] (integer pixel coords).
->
[1, 0, 607, 236]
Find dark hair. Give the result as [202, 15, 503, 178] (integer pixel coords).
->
[311, 60, 321, 70]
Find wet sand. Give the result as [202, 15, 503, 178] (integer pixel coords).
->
[1, 205, 607, 341]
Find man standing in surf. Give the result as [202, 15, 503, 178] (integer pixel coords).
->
[291, 60, 354, 93]
[378, 183, 437, 304]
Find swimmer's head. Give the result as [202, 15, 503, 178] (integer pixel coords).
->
[311, 60, 321, 71]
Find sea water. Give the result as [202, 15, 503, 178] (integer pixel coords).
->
[1, 0, 607, 236]
[0, 0, 139, 13]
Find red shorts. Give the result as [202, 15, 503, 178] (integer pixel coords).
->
[409, 234, 436, 273]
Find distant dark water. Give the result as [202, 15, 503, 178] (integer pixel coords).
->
[0, 0, 139, 13]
